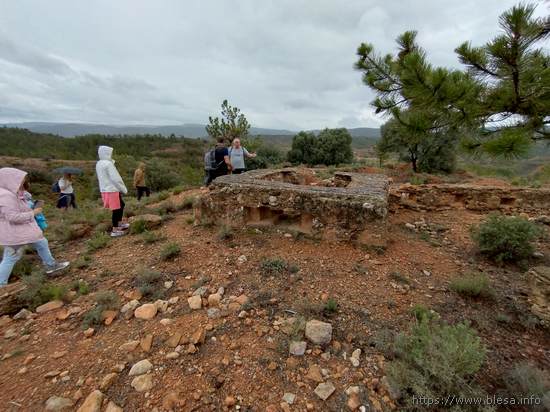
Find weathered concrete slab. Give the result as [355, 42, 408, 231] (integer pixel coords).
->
[197, 168, 390, 241]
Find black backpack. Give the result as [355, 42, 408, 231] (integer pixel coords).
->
[51, 181, 61, 193]
[204, 148, 224, 171]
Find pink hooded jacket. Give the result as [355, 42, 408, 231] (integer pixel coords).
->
[0, 168, 44, 246]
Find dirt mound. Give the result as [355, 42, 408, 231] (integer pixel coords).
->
[0, 187, 548, 411]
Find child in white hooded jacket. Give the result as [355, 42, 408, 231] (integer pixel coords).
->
[96, 145, 128, 237]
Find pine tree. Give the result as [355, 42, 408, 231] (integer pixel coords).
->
[355, 3, 549, 158]
[205, 99, 251, 142]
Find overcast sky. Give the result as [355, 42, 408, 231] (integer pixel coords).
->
[0, 0, 547, 130]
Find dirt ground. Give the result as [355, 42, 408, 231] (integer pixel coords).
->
[0, 187, 548, 411]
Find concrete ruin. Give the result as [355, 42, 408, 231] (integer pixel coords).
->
[196, 168, 390, 242]
[391, 184, 550, 213]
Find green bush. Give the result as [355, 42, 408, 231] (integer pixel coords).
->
[505, 363, 550, 412]
[142, 231, 164, 244]
[288, 128, 353, 166]
[260, 258, 289, 276]
[160, 242, 181, 261]
[129, 219, 148, 234]
[134, 269, 165, 300]
[69, 280, 90, 295]
[81, 290, 119, 329]
[471, 215, 542, 263]
[172, 186, 185, 195]
[87, 232, 110, 252]
[410, 304, 438, 322]
[324, 298, 338, 314]
[179, 196, 195, 210]
[74, 255, 93, 269]
[388, 319, 488, 410]
[145, 159, 181, 192]
[450, 273, 493, 298]
[17, 273, 68, 310]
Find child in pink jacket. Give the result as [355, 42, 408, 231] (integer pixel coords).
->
[0, 168, 69, 286]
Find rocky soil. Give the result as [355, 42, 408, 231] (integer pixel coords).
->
[0, 187, 548, 411]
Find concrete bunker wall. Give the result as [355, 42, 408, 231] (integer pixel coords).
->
[196, 168, 390, 241]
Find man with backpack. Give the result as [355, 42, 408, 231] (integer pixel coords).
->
[204, 138, 232, 186]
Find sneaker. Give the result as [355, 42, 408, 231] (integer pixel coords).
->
[118, 223, 130, 230]
[45, 261, 70, 275]
[110, 230, 126, 238]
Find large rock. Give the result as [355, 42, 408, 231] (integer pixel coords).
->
[129, 214, 162, 230]
[140, 334, 153, 352]
[76, 390, 103, 412]
[45, 396, 74, 411]
[134, 304, 157, 320]
[529, 266, 550, 324]
[289, 341, 307, 356]
[305, 320, 332, 345]
[105, 401, 123, 412]
[128, 359, 153, 376]
[314, 382, 336, 401]
[36, 300, 64, 314]
[131, 374, 153, 392]
[187, 295, 202, 310]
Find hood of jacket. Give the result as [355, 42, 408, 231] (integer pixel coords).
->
[0, 168, 27, 195]
[98, 145, 114, 161]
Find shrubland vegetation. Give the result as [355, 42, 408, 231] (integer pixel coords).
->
[388, 316, 489, 411]
[471, 215, 542, 264]
[287, 128, 354, 166]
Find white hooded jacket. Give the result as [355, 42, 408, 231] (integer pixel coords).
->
[95, 146, 128, 194]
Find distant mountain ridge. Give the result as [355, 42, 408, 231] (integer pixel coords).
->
[2, 122, 380, 139]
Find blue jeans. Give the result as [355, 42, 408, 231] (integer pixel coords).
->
[0, 238, 56, 285]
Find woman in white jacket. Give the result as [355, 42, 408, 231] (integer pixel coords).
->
[96, 146, 129, 237]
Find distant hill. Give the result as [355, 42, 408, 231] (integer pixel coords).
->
[2, 122, 380, 140]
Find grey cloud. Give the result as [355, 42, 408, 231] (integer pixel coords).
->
[0, 0, 544, 129]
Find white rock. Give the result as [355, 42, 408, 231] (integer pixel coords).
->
[120, 299, 140, 314]
[45, 396, 74, 411]
[131, 374, 153, 392]
[76, 390, 103, 412]
[164, 281, 174, 289]
[282, 393, 296, 405]
[237, 255, 247, 265]
[289, 341, 307, 356]
[187, 295, 202, 310]
[13, 308, 32, 321]
[128, 359, 153, 376]
[314, 382, 336, 401]
[305, 320, 332, 345]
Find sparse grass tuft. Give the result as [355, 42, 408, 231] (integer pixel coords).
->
[17, 273, 68, 310]
[142, 231, 165, 244]
[172, 186, 185, 195]
[218, 225, 234, 240]
[389, 271, 411, 285]
[324, 298, 338, 314]
[74, 254, 93, 269]
[82, 290, 120, 329]
[410, 304, 438, 322]
[260, 258, 291, 276]
[450, 273, 493, 298]
[179, 196, 195, 209]
[135, 269, 165, 300]
[69, 280, 90, 295]
[160, 242, 181, 261]
[505, 363, 550, 412]
[86, 232, 110, 252]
